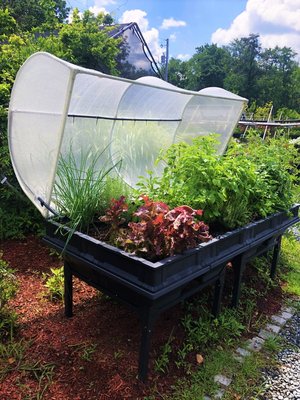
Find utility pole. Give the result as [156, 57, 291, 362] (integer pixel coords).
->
[165, 38, 169, 82]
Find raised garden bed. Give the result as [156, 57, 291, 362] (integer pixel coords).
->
[43, 204, 299, 381]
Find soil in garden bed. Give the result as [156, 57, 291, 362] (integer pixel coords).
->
[0, 235, 283, 400]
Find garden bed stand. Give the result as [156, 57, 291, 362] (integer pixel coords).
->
[43, 204, 299, 381]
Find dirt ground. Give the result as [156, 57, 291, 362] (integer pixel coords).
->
[0, 235, 283, 400]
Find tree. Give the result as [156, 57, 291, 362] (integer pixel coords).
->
[224, 34, 261, 101]
[257, 46, 297, 110]
[1, 0, 70, 31]
[166, 58, 189, 88]
[185, 44, 230, 90]
[0, 7, 122, 239]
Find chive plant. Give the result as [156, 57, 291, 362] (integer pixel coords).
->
[53, 146, 121, 236]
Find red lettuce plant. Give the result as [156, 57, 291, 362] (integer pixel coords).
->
[100, 195, 212, 261]
[99, 195, 128, 241]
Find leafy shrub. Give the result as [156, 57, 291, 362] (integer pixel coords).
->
[100, 195, 211, 261]
[0, 253, 18, 339]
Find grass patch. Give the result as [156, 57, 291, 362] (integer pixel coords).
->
[279, 233, 300, 296]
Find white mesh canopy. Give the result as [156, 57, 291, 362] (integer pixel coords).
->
[8, 52, 247, 217]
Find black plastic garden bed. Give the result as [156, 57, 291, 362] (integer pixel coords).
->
[43, 204, 299, 380]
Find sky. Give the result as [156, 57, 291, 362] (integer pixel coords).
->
[67, 0, 300, 63]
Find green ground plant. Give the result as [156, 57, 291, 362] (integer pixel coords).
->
[0, 253, 18, 339]
[279, 234, 300, 296]
[43, 267, 64, 302]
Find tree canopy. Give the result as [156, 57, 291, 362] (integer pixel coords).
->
[167, 34, 299, 113]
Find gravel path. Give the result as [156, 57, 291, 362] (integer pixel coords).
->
[260, 308, 300, 400]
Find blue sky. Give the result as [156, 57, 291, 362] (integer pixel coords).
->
[67, 0, 300, 63]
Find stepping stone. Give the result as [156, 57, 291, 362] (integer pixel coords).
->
[214, 374, 232, 387]
[258, 329, 276, 340]
[233, 354, 244, 363]
[280, 311, 293, 320]
[246, 336, 265, 352]
[265, 323, 281, 334]
[236, 347, 251, 357]
[271, 315, 287, 326]
[281, 306, 294, 315]
[214, 389, 225, 398]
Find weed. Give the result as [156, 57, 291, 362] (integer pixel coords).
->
[113, 350, 124, 360]
[43, 267, 64, 302]
[154, 329, 175, 374]
[80, 344, 97, 361]
[279, 234, 300, 296]
[0, 253, 18, 339]
[263, 335, 284, 353]
[0, 339, 27, 380]
[68, 342, 97, 362]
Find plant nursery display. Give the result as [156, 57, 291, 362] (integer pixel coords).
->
[8, 52, 300, 380]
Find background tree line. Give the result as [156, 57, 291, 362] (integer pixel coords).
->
[0, 1, 299, 239]
[166, 34, 300, 118]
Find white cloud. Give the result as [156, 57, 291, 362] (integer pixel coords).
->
[89, 6, 108, 15]
[211, 0, 300, 60]
[160, 17, 187, 30]
[177, 53, 191, 61]
[169, 33, 176, 41]
[119, 9, 163, 62]
[119, 9, 149, 31]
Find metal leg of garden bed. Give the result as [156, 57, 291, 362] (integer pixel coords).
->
[138, 309, 157, 382]
[212, 267, 226, 317]
[231, 255, 245, 308]
[270, 235, 282, 279]
[64, 261, 73, 318]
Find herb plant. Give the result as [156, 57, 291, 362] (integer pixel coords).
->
[137, 134, 298, 230]
[53, 146, 121, 234]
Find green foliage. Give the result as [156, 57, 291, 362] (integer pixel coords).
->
[0, 253, 18, 339]
[138, 135, 297, 230]
[43, 267, 64, 301]
[279, 234, 300, 296]
[53, 147, 121, 234]
[181, 307, 244, 353]
[0, 6, 121, 240]
[154, 330, 174, 374]
[1, 0, 70, 31]
[231, 134, 298, 218]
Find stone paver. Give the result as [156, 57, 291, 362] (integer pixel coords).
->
[236, 347, 251, 357]
[258, 329, 276, 340]
[265, 323, 281, 333]
[214, 389, 225, 399]
[280, 311, 293, 320]
[246, 336, 265, 351]
[271, 315, 287, 326]
[214, 374, 232, 387]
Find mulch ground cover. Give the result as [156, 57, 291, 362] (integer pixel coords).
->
[0, 235, 283, 400]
